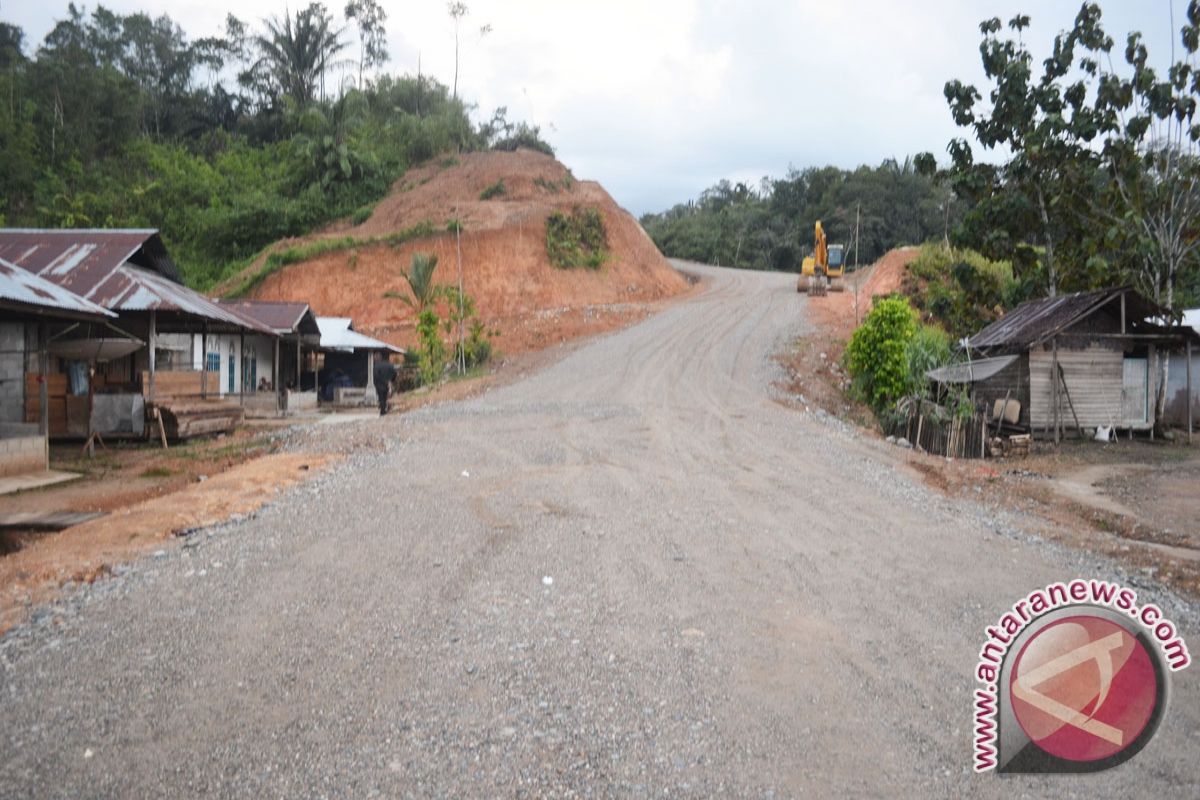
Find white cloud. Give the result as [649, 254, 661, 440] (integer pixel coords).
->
[4, 0, 1184, 213]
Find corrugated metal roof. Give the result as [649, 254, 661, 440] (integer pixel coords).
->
[101, 266, 275, 333]
[0, 229, 181, 296]
[316, 317, 403, 353]
[969, 287, 1162, 350]
[926, 354, 1017, 384]
[0, 258, 115, 319]
[0, 229, 273, 333]
[216, 300, 320, 335]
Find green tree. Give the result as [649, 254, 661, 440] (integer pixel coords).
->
[254, 3, 347, 105]
[345, 0, 387, 89]
[402, 252, 441, 312]
[846, 296, 919, 411]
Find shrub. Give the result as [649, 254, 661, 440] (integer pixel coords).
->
[415, 308, 446, 386]
[479, 179, 506, 200]
[545, 207, 608, 269]
[846, 296, 918, 411]
[351, 205, 374, 225]
[904, 324, 951, 397]
[907, 242, 1015, 339]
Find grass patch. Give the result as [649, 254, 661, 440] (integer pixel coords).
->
[227, 221, 438, 298]
[440, 157, 459, 168]
[546, 207, 609, 269]
[479, 179, 506, 200]
[534, 174, 574, 194]
[139, 466, 175, 479]
[351, 204, 374, 225]
[446, 218, 464, 234]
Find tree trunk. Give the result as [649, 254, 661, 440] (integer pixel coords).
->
[1035, 187, 1057, 297]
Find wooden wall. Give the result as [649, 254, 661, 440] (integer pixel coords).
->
[1029, 344, 1127, 430]
[972, 354, 1030, 427]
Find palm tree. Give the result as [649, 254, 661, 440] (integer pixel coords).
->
[402, 252, 440, 312]
[255, 3, 347, 104]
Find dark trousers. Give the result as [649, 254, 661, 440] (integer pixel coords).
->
[376, 385, 389, 415]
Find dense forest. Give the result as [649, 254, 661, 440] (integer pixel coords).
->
[0, 2, 551, 288]
[639, 156, 957, 272]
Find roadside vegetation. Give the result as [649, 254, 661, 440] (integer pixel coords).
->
[397, 252, 494, 386]
[545, 207, 609, 269]
[0, 3, 551, 290]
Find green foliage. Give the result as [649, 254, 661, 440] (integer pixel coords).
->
[351, 204, 374, 225]
[402, 252, 440, 311]
[479, 179, 506, 200]
[903, 324, 951, 397]
[415, 308, 446, 386]
[228, 222, 436, 297]
[533, 174, 573, 195]
[641, 158, 957, 271]
[546, 207, 608, 269]
[0, 7, 552, 292]
[846, 296, 919, 411]
[906, 242, 1021, 339]
[446, 218, 463, 234]
[457, 320, 493, 368]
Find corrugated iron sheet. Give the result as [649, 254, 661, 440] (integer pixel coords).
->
[99, 267, 275, 333]
[317, 317, 403, 353]
[0, 229, 181, 296]
[216, 300, 320, 335]
[0, 229, 272, 333]
[0, 257, 115, 318]
[925, 354, 1017, 384]
[969, 287, 1168, 350]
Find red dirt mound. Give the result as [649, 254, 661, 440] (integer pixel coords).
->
[228, 150, 689, 354]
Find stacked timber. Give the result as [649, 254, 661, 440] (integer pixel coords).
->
[154, 400, 244, 439]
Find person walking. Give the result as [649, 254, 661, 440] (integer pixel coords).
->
[373, 354, 397, 415]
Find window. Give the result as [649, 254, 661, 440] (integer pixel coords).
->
[205, 352, 220, 373]
[227, 348, 235, 394]
[243, 346, 257, 392]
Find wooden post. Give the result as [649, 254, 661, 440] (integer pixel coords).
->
[1148, 343, 1157, 440]
[295, 337, 301, 391]
[1120, 293, 1126, 334]
[148, 309, 157, 405]
[200, 323, 209, 399]
[1051, 339, 1060, 444]
[274, 336, 281, 412]
[38, 321, 48, 465]
[1187, 338, 1193, 442]
[239, 330, 245, 406]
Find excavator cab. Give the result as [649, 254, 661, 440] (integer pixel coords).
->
[797, 220, 845, 294]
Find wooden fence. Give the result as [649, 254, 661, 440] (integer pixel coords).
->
[885, 403, 990, 460]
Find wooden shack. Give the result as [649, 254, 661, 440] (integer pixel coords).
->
[931, 287, 1196, 439]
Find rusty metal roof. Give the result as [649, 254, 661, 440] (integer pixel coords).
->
[98, 266, 275, 333]
[969, 287, 1162, 350]
[0, 258, 115, 320]
[215, 300, 321, 336]
[0, 229, 274, 333]
[0, 229, 181, 296]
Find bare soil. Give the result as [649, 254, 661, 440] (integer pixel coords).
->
[219, 150, 690, 355]
[778, 245, 1200, 599]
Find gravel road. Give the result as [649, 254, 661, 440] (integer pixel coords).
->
[2, 263, 1197, 797]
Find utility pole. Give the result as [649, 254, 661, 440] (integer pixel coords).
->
[456, 205, 465, 374]
[853, 202, 862, 326]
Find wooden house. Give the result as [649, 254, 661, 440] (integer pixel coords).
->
[929, 287, 1196, 439]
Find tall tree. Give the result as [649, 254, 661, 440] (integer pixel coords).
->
[254, 2, 347, 105]
[345, 0, 387, 89]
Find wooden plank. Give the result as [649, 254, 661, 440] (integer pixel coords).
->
[1030, 346, 1124, 429]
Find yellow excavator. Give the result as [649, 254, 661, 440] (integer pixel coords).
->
[797, 220, 846, 295]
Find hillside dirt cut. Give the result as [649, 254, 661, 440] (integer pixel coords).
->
[225, 150, 691, 355]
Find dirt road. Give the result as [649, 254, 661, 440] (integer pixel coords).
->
[2, 264, 1197, 796]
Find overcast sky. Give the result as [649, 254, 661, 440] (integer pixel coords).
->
[1, 1, 1182, 215]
